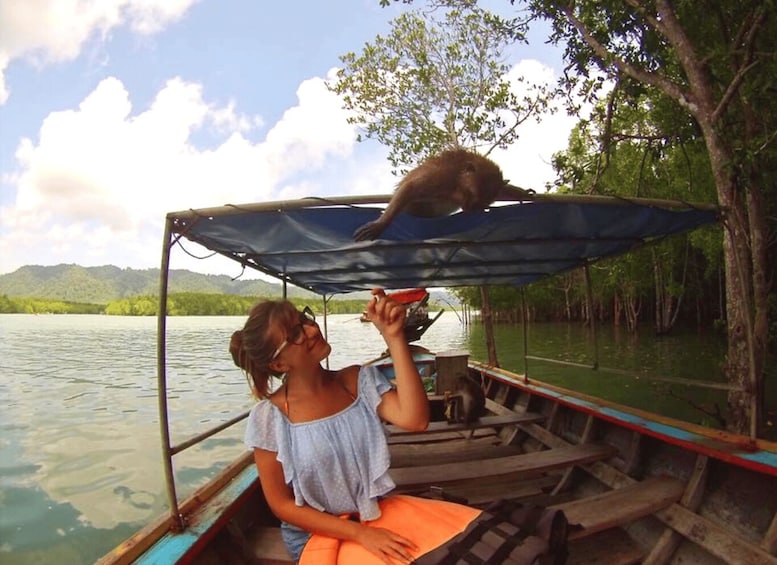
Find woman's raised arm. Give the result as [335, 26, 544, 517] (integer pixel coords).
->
[367, 289, 429, 431]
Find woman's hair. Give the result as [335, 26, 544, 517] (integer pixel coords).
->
[230, 299, 298, 398]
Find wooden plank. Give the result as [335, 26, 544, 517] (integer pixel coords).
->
[435, 350, 469, 394]
[656, 503, 777, 564]
[402, 474, 561, 506]
[389, 437, 520, 468]
[389, 443, 616, 488]
[519, 419, 777, 564]
[550, 476, 684, 540]
[551, 414, 596, 496]
[511, 404, 777, 563]
[567, 528, 644, 565]
[387, 427, 498, 445]
[385, 412, 544, 437]
[763, 511, 777, 555]
[643, 455, 709, 565]
[246, 527, 294, 564]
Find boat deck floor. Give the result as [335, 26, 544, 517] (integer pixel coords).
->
[198, 406, 776, 565]
[223, 410, 668, 565]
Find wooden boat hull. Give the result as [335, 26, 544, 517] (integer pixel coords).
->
[99, 351, 777, 565]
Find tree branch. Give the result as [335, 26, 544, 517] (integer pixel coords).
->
[559, 3, 692, 112]
[712, 9, 766, 123]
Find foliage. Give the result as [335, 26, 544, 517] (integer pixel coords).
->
[0, 295, 104, 314]
[0, 293, 374, 317]
[330, 4, 557, 172]
[102, 294, 372, 316]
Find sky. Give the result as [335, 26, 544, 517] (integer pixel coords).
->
[0, 0, 578, 278]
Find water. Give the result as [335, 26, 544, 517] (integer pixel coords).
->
[0, 313, 750, 563]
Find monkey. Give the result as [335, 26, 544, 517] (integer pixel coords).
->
[353, 148, 530, 241]
[444, 374, 486, 426]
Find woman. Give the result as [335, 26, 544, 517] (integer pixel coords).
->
[230, 289, 431, 563]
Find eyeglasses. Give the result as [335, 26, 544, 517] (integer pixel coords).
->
[270, 306, 316, 361]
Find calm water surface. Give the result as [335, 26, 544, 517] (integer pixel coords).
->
[0, 312, 757, 563]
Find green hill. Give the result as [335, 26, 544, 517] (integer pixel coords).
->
[0, 264, 458, 308]
[0, 264, 316, 304]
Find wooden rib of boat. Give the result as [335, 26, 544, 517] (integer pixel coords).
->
[98, 195, 777, 564]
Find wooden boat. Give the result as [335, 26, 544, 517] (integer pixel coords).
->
[99, 194, 777, 564]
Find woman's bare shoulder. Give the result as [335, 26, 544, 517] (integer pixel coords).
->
[336, 365, 361, 392]
[266, 385, 286, 411]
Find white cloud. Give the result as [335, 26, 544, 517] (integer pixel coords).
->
[0, 71, 359, 274]
[264, 69, 357, 175]
[0, 60, 579, 276]
[0, 0, 196, 104]
[493, 59, 580, 193]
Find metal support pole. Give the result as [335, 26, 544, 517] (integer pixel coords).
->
[157, 218, 184, 531]
[521, 287, 529, 384]
[323, 295, 329, 370]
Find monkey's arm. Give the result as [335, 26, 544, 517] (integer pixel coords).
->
[353, 214, 392, 242]
[353, 183, 416, 241]
[496, 184, 535, 201]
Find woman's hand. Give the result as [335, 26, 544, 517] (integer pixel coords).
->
[370, 288, 429, 431]
[367, 289, 406, 342]
[355, 524, 418, 564]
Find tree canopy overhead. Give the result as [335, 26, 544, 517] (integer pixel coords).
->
[330, 4, 558, 172]
[373, 0, 775, 436]
[531, 0, 775, 436]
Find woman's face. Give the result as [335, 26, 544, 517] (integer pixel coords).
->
[270, 305, 331, 367]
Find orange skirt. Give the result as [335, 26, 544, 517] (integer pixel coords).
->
[299, 495, 481, 565]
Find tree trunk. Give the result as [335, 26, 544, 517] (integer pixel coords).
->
[554, 0, 768, 435]
[698, 118, 760, 436]
[480, 286, 499, 366]
[613, 293, 622, 328]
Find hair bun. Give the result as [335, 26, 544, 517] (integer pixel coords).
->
[229, 330, 244, 367]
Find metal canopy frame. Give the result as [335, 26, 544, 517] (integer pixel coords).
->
[154, 192, 723, 529]
[165, 193, 720, 295]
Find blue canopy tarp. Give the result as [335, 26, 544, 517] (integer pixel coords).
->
[168, 198, 719, 295]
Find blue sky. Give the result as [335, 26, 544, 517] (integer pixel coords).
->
[0, 0, 575, 276]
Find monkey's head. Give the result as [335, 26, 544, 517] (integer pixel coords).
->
[459, 159, 505, 212]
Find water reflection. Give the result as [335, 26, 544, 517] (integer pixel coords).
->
[1, 312, 771, 565]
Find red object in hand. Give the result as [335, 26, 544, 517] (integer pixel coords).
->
[386, 288, 427, 304]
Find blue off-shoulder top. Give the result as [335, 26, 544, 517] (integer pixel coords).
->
[244, 364, 395, 520]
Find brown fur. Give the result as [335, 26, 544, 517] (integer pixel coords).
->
[354, 149, 511, 241]
[445, 375, 486, 425]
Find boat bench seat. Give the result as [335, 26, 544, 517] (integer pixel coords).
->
[244, 477, 682, 565]
[389, 437, 523, 468]
[387, 426, 506, 445]
[550, 476, 685, 540]
[385, 411, 544, 437]
[389, 442, 617, 488]
[245, 525, 647, 565]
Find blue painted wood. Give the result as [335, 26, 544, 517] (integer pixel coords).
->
[136, 463, 258, 564]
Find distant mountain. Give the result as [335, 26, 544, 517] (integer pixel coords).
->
[0, 264, 316, 304]
[0, 264, 460, 306]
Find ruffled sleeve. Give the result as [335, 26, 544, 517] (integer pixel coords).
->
[244, 399, 279, 451]
[358, 364, 394, 412]
[244, 399, 296, 486]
